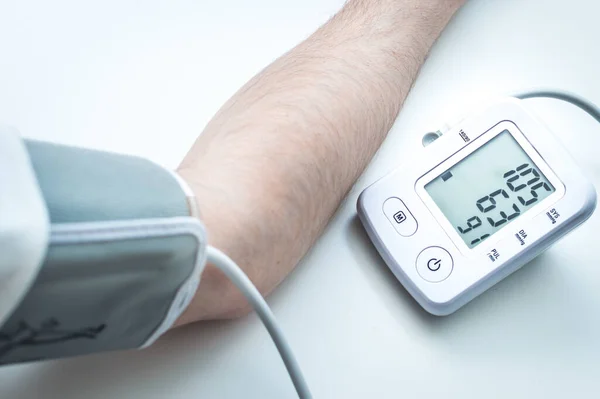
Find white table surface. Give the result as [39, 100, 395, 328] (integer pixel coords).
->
[1, 0, 600, 398]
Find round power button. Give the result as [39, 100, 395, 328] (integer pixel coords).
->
[416, 247, 453, 283]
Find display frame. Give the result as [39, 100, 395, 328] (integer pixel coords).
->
[415, 120, 566, 257]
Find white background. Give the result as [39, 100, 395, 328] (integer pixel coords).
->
[1, 0, 600, 398]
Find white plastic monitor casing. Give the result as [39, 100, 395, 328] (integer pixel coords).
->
[0, 126, 49, 326]
[357, 98, 597, 316]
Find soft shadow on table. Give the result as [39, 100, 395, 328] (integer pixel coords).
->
[1, 319, 247, 399]
[345, 214, 589, 357]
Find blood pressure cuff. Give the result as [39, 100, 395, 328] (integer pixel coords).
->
[0, 140, 207, 365]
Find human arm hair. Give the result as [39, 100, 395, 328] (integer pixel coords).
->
[175, 0, 465, 323]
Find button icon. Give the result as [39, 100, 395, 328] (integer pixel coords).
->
[383, 198, 417, 237]
[416, 247, 453, 283]
[427, 258, 442, 271]
[393, 211, 407, 224]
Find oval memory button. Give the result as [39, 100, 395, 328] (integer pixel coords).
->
[383, 197, 418, 236]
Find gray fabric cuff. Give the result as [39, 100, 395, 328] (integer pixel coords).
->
[0, 141, 207, 365]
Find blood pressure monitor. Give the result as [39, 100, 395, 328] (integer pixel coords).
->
[357, 98, 597, 315]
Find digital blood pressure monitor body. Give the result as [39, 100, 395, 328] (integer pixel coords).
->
[357, 98, 597, 316]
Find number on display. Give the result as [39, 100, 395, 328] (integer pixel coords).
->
[455, 163, 552, 246]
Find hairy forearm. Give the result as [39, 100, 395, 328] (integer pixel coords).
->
[176, 0, 464, 323]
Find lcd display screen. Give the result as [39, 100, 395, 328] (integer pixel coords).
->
[425, 130, 555, 248]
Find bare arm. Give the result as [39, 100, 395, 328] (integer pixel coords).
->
[176, 0, 465, 323]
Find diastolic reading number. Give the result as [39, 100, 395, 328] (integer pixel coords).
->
[456, 163, 552, 246]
